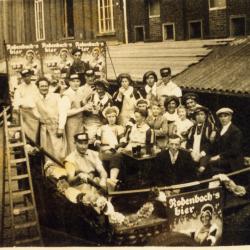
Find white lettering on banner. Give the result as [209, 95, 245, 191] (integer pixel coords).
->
[174, 206, 195, 216]
[6, 44, 39, 50]
[75, 41, 104, 48]
[168, 191, 220, 217]
[41, 42, 73, 48]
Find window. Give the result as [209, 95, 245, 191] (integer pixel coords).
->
[163, 23, 175, 40]
[209, 0, 226, 9]
[148, 0, 160, 17]
[63, 0, 74, 37]
[34, 0, 45, 41]
[189, 20, 203, 39]
[230, 16, 246, 37]
[98, 0, 115, 34]
[134, 26, 145, 42]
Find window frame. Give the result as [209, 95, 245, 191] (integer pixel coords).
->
[34, 0, 45, 41]
[188, 19, 203, 40]
[148, 0, 160, 18]
[63, 0, 75, 38]
[209, 0, 227, 11]
[97, 0, 115, 34]
[230, 15, 246, 37]
[162, 22, 176, 41]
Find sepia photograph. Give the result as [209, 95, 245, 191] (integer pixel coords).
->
[0, 0, 250, 247]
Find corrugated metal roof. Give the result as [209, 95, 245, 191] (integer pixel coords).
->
[174, 38, 250, 95]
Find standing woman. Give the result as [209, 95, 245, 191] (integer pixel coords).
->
[113, 73, 137, 127]
[62, 74, 86, 153]
[163, 96, 180, 136]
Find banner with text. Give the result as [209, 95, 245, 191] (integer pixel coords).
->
[5, 43, 42, 95]
[166, 187, 223, 246]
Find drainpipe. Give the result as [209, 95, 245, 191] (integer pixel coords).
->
[123, 0, 128, 44]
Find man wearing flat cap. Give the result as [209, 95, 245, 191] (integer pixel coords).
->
[208, 107, 244, 175]
[13, 69, 40, 141]
[69, 48, 89, 85]
[156, 67, 182, 99]
[64, 132, 108, 189]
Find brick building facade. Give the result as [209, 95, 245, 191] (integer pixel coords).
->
[1, 0, 250, 60]
[127, 0, 250, 42]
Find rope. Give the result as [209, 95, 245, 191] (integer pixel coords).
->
[108, 166, 250, 196]
[106, 44, 117, 80]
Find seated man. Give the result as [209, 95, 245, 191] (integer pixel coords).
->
[64, 132, 108, 190]
[153, 135, 197, 187]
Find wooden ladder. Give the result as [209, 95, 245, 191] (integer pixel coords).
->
[2, 107, 43, 246]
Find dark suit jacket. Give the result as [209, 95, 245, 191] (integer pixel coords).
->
[152, 149, 196, 186]
[211, 123, 244, 171]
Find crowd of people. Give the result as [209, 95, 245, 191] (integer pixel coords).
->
[11, 53, 245, 194]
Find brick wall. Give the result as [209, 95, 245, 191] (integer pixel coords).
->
[209, 9, 228, 38]
[227, 0, 250, 35]
[149, 17, 162, 41]
[127, 0, 147, 42]
[185, 0, 209, 39]
[161, 0, 185, 40]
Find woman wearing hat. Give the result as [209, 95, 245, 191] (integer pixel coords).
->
[186, 106, 217, 174]
[58, 48, 71, 72]
[24, 49, 41, 77]
[137, 71, 158, 103]
[113, 73, 138, 126]
[183, 92, 215, 125]
[194, 204, 219, 246]
[82, 79, 113, 143]
[163, 95, 180, 136]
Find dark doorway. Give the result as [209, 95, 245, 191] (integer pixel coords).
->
[134, 26, 145, 42]
[163, 24, 175, 40]
[230, 17, 246, 36]
[189, 21, 202, 39]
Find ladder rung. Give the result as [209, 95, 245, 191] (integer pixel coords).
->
[10, 158, 27, 165]
[13, 205, 34, 215]
[13, 190, 31, 197]
[14, 221, 37, 229]
[9, 142, 25, 148]
[8, 126, 22, 131]
[15, 236, 41, 245]
[11, 174, 29, 181]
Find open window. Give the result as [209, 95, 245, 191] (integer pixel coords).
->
[189, 20, 203, 39]
[230, 16, 246, 37]
[162, 23, 175, 40]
